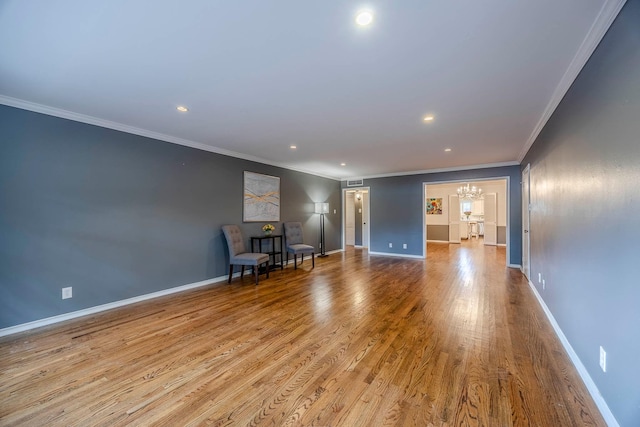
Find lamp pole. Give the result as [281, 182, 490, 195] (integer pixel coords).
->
[315, 202, 329, 258]
[319, 212, 327, 257]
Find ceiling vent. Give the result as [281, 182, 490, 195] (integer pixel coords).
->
[346, 179, 364, 187]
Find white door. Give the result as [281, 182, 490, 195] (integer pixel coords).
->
[522, 165, 531, 279]
[362, 192, 370, 248]
[345, 192, 355, 245]
[448, 194, 461, 243]
[483, 193, 497, 245]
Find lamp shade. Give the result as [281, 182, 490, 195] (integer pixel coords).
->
[315, 202, 329, 214]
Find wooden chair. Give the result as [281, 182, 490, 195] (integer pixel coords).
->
[221, 225, 269, 285]
[283, 222, 315, 269]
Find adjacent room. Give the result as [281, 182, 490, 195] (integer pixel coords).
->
[1, 1, 638, 425]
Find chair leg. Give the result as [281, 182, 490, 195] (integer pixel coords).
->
[301, 253, 304, 265]
[228, 264, 234, 283]
[286, 251, 289, 267]
[254, 265, 259, 285]
[241, 267, 244, 279]
[266, 260, 270, 278]
[294, 254, 297, 270]
[312, 252, 315, 268]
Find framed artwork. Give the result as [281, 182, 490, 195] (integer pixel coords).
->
[243, 171, 280, 222]
[427, 198, 443, 215]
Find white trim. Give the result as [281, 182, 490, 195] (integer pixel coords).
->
[368, 251, 425, 259]
[324, 249, 344, 255]
[497, 243, 507, 247]
[0, 95, 338, 181]
[426, 240, 449, 243]
[0, 248, 346, 338]
[0, 275, 229, 337]
[508, 263, 522, 269]
[518, 0, 627, 162]
[527, 280, 620, 427]
[424, 177, 513, 266]
[345, 161, 518, 181]
[341, 187, 371, 253]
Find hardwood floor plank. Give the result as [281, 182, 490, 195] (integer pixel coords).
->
[0, 241, 605, 426]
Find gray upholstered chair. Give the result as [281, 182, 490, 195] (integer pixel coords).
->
[283, 222, 315, 269]
[222, 225, 269, 285]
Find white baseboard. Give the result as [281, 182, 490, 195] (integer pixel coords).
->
[368, 251, 425, 259]
[527, 281, 619, 427]
[0, 275, 233, 338]
[426, 240, 449, 243]
[508, 263, 522, 269]
[0, 251, 346, 337]
[324, 249, 344, 255]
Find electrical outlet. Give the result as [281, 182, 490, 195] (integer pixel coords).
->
[542, 279, 545, 290]
[538, 273, 541, 283]
[403, 243, 407, 249]
[599, 346, 607, 372]
[62, 287, 73, 299]
[333, 209, 336, 214]
[388, 243, 393, 248]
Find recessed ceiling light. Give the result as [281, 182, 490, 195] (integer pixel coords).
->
[340, 163, 347, 166]
[444, 148, 452, 152]
[423, 115, 434, 122]
[355, 11, 374, 26]
[290, 145, 297, 150]
[176, 106, 188, 112]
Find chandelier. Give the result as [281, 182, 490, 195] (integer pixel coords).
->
[457, 183, 483, 199]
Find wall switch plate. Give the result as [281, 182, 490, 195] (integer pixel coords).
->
[388, 243, 393, 248]
[403, 243, 407, 249]
[62, 287, 72, 299]
[538, 273, 542, 283]
[333, 209, 336, 214]
[599, 346, 607, 372]
[542, 279, 546, 290]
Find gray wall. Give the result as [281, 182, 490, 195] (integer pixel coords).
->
[497, 226, 506, 245]
[522, 1, 640, 424]
[350, 166, 521, 265]
[427, 226, 505, 244]
[0, 105, 342, 329]
[426, 225, 449, 242]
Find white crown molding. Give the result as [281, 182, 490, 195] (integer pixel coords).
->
[343, 161, 520, 181]
[518, 0, 627, 162]
[0, 95, 339, 181]
[0, 95, 520, 182]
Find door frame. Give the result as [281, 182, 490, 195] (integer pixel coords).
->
[522, 164, 531, 279]
[342, 187, 371, 250]
[423, 176, 512, 266]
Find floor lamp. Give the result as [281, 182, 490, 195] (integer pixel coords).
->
[315, 202, 329, 257]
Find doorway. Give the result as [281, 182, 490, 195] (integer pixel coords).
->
[424, 178, 510, 265]
[344, 188, 370, 248]
[522, 165, 531, 280]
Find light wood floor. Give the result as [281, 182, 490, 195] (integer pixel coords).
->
[0, 240, 605, 426]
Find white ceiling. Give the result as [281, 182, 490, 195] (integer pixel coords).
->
[0, 0, 624, 180]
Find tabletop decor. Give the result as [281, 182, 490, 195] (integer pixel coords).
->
[262, 224, 275, 236]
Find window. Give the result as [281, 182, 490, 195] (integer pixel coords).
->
[461, 200, 472, 214]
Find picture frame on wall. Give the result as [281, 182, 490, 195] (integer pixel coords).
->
[243, 171, 280, 222]
[427, 198, 443, 215]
